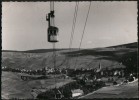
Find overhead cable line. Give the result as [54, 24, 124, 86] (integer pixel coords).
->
[50, 1, 55, 26]
[62, 2, 79, 96]
[66, 1, 79, 69]
[56, 2, 79, 69]
[60, 2, 79, 90]
[74, 1, 92, 69]
[55, 2, 79, 95]
[69, 2, 79, 49]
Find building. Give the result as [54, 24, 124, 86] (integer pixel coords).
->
[85, 80, 93, 86]
[54, 89, 63, 99]
[71, 89, 84, 97]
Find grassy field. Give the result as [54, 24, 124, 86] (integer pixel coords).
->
[1, 71, 74, 99]
[2, 42, 137, 70]
[80, 80, 138, 98]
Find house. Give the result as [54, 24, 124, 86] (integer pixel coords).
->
[122, 80, 129, 85]
[45, 67, 48, 71]
[2, 66, 5, 70]
[71, 89, 84, 97]
[108, 77, 114, 82]
[128, 74, 135, 82]
[96, 78, 102, 82]
[114, 70, 119, 76]
[54, 89, 63, 99]
[100, 71, 104, 76]
[85, 80, 93, 86]
[75, 75, 83, 80]
[47, 68, 54, 73]
[61, 74, 69, 79]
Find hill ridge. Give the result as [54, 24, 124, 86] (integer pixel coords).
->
[2, 42, 137, 53]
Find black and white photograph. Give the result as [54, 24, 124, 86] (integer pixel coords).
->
[1, 1, 138, 99]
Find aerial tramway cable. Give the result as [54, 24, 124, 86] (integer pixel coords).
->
[50, 2, 79, 97]
[50, 1, 55, 26]
[59, 2, 79, 94]
[73, 1, 92, 69]
[69, 2, 79, 49]
[61, 2, 79, 69]
[66, 2, 79, 69]
[54, 2, 79, 69]
[60, 2, 91, 96]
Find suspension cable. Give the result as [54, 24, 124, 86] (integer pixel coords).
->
[61, 2, 79, 70]
[74, 1, 92, 69]
[56, 2, 79, 69]
[60, 2, 79, 94]
[50, 1, 54, 11]
[66, 2, 79, 69]
[50, 1, 55, 26]
[69, 2, 79, 49]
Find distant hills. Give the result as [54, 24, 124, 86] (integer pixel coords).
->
[2, 42, 137, 53]
[107, 42, 137, 48]
[2, 42, 138, 72]
[2, 49, 66, 53]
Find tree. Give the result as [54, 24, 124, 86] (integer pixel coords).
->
[37, 90, 55, 99]
[120, 52, 137, 74]
[62, 87, 72, 98]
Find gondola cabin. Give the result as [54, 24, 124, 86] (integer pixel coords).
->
[48, 26, 58, 42]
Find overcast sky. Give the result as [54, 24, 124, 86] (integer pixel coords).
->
[2, 1, 137, 51]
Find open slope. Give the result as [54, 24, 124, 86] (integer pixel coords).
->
[1, 71, 74, 99]
[2, 42, 137, 71]
[80, 80, 138, 98]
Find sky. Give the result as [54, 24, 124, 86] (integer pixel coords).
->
[2, 1, 137, 51]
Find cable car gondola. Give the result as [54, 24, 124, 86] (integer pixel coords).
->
[46, 2, 59, 43]
[48, 26, 58, 42]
